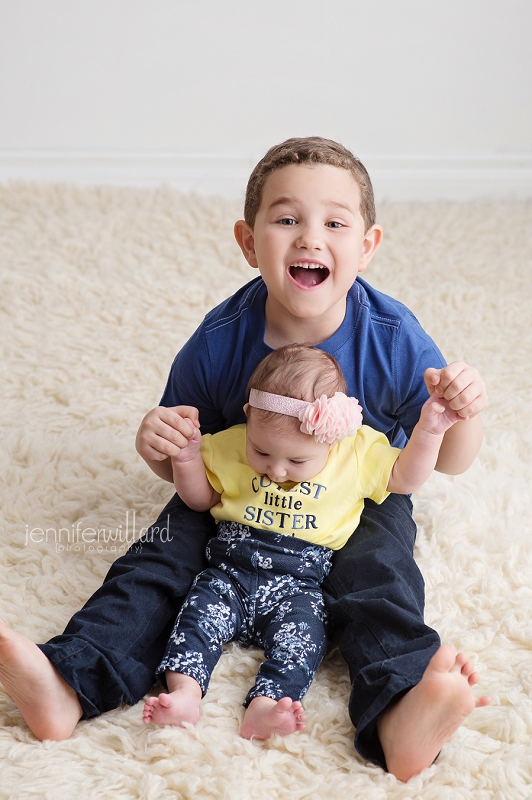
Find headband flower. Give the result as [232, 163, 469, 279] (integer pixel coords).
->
[248, 389, 363, 444]
[298, 393, 363, 443]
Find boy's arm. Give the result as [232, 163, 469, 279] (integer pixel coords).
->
[425, 362, 487, 475]
[387, 395, 461, 494]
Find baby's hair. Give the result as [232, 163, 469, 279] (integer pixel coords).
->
[246, 344, 347, 434]
[244, 136, 376, 233]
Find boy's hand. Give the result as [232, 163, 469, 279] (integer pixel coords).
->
[135, 405, 201, 462]
[418, 393, 463, 436]
[424, 362, 487, 420]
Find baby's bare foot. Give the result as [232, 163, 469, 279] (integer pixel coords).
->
[240, 696, 306, 739]
[142, 691, 201, 726]
[0, 619, 82, 740]
[378, 645, 491, 782]
[142, 673, 202, 727]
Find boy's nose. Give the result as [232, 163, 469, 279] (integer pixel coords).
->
[296, 225, 323, 250]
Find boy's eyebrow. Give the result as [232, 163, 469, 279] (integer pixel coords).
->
[267, 196, 357, 215]
[328, 200, 357, 215]
[267, 195, 297, 210]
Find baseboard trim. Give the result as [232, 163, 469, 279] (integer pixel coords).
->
[1, 151, 531, 202]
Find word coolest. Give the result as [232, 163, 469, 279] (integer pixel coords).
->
[244, 476, 327, 531]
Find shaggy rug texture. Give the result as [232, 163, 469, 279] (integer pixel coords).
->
[0, 183, 531, 800]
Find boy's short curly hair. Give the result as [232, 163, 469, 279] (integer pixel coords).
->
[244, 136, 376, 232]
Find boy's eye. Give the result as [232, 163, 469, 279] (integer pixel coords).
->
[279, 218, 297, 226]
[327, 221, 343, 228]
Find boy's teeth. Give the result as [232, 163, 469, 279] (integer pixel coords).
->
[290, 262, 328, 287]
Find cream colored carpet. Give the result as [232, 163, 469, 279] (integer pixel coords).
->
[1, 184, 531, 799]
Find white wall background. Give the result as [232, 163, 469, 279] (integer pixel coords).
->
[1, 0, 531, 200]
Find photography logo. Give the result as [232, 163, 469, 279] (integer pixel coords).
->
[24, 511, 173, 554]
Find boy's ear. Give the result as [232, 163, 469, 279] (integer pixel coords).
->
[234, 220, 259, 269]
[357, 224, 383, 274]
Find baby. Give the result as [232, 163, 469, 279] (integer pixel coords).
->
[142, 343, 476, 739]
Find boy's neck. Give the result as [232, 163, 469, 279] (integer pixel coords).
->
[264, 296, 347, 349]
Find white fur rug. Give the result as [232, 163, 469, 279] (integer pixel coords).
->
[1, 183, 531, 799]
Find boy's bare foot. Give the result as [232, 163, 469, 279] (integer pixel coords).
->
[142, 672, 202, 726]
[377, 645, 491, 782]
[0, 619, 82, 740]
[240, 696, 306, 739]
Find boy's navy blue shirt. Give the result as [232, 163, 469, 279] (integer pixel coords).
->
[160, 276, 446, 449]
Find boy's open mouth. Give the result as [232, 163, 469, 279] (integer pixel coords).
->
[289, 262, 329, 287]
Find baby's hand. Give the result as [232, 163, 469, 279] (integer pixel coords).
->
[419, 393, 463, 435]
[135, 405, 201, 462]
[424, 361, 487, 420]
[170, 424, 203, 464]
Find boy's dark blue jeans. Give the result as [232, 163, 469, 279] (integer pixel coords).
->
[39, 492, 440, 771]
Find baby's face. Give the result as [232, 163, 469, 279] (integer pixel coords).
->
[245, 416, 330, 484]
[246, 163, 379, 335]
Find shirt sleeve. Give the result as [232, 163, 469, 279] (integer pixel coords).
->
[159, 323, 226, 435]
[199, 434, 224, 494]
[393, 314, 447, 440]
[354, 426, 401, 504]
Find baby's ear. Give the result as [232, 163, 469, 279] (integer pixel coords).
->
[243, 403, 250, 417]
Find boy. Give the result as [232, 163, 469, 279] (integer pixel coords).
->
[0, 137, 488, 782]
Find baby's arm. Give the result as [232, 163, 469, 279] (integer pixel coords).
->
[425, 362, 486, 475]
[387, 394, 462, 494]
[168, 417, 221, 512]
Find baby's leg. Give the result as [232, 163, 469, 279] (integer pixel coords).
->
[144, 567, 242, 727]
[240, 588, 328, 740]
[142, 672, 202, 726]
[377, 645, 491, 782]
[241, 696, 306, 739]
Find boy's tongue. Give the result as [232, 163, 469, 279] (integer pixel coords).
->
[290, 265, 328, 287]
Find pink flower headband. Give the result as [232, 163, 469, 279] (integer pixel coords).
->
[248, 389, 363, 444]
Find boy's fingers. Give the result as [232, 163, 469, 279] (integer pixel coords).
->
[438, 364, 485, 400]
[448, 393, 485, 419]
[445, 382, 480, 408]
[159, 407, 198, 438]
[160, 417, 196, 447]
[424, 368, 442, 394]
[173, 405, 201, 428]
[433, 362, 469, 396]
[141, 411, 196, 454]
[424, 367, 441, 384]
